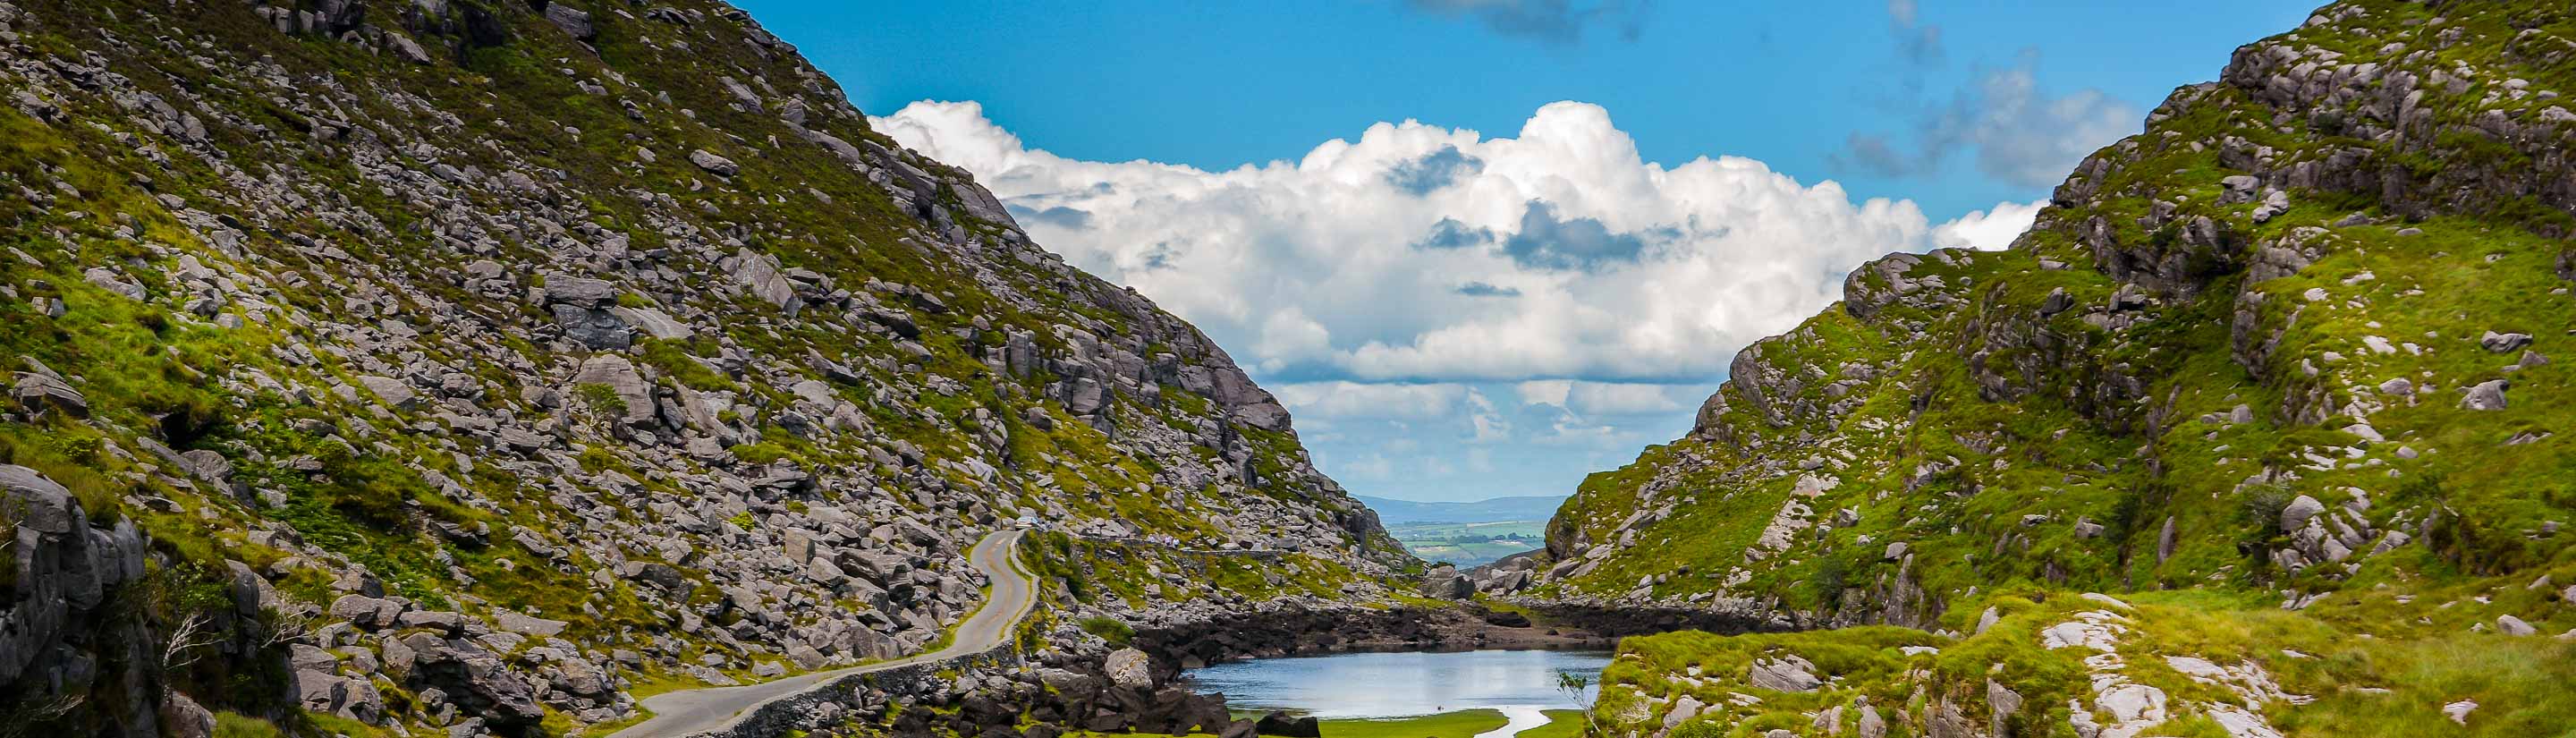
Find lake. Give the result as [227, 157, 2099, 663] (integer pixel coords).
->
[1180, 649, 1612, 719]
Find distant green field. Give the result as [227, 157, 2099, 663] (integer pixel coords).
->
[1388, 520, 1546, 567]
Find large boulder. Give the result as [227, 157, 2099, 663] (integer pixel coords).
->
[1254, 711, 1320, 738]
[690, 148, 741, 177]
[731, 248, 800, 312]
[543, 275, 633, 349]
[400, 634, 545, 727]
[355, 375, 417, 409]
[11, 371, 86, 417]
[572, 355, 659, 428]
[1417, 565, 1472, 599]
[2277, 495, 2326, 531]
[1103, 648, 1154, 691]
[1749, 654, 1823, 692]
[542, 3, 596, 40]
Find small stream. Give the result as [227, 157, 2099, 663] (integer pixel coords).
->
[1180, 649, 1611, 719]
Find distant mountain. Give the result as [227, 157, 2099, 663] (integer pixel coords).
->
[1357, 495, 1567, 525]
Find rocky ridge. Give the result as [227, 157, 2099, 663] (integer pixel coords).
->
[1502, 2, 2576, 736]
[0, 0, 1413, 735]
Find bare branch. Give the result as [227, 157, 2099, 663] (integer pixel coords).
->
[0, 692, 89, 738]
[161, 612, 220, 671]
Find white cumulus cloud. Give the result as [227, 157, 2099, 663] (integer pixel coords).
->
[1931, 199, 2046, 251]
[1272, 382, 1466, 420]
[875, 99, 2035, 386]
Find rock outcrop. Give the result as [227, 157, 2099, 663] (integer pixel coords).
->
[1530, 0, 2572, 626]
[1537, 2, 2576, 735]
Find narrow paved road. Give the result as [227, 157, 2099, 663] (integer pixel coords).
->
[610, 530, 1033, 738]
[1473, 706, 1551, 738]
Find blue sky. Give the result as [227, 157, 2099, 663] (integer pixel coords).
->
[738, 0, 2317, 503]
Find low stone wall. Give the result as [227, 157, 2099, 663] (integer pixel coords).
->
[1125, 601, 1619, 680]
[692, 644, 1021, 738]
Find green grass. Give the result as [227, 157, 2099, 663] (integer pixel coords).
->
[1513, 711, 1588, 738]
[1595, 582, 2576, 738]
[210, 711, 285, 738]
[1078, 615, 1136, 647]
[1314, 710, 1509, 738]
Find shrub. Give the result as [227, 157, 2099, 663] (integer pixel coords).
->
[211, 711, 287, 738]
[575, 383, 627, 414]
[1077, 615, 1133, 647]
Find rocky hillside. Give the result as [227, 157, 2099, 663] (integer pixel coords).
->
[0, 0, 1414, 734]
[1499, 1, 2576, 735]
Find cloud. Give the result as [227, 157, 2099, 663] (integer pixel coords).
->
[1887, 0, 1942, 67]
[1400, 0, 1652, 45]
[1515, 379, 1688, 415]
[1500, 199, 1661, 271]
[1006, 204, 1092, 229]
[876, 99, 2026, 386]
[1273, 382, 1466, 420]
[1338, 453, 1396, 480]
[1930, 199, 2045, 251]
[1386, 146, 1487, 194]
[1886, 0, 1917, 26]
[1466, 387, 1512, 443]
[1833, 53, 2140, 188]
[1566, 382, 1683, 415]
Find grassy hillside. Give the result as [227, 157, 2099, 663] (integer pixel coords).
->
[1524, 2, 2576, 735]
[0, 0, 1412, 734]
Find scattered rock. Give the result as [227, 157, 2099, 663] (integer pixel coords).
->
[690, 149, 740, 176]
[2444, 699, 2478, 725]
[2479, 331, 2532, 353]
[2460, 379, 2510, 411]
[2496, 615, 2538, 636]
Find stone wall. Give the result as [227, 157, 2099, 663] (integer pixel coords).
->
[693, 643, 1021, 738]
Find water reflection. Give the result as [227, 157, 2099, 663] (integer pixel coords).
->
[1181, 649, 1611, 718]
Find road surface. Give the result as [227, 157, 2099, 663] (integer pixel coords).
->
[609, 530, 1032, 738]
[1473, 706, 1552, 738]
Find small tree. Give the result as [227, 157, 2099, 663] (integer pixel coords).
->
[1556, 672, 1599, 736]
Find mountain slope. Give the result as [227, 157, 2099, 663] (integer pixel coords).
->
[1501, 1, 2576, 735]
[0, 0, 1411, 734]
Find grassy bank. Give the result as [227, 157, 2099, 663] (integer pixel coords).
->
[1318, 709, 1508, 738]
[1074, 708, 1588, 738]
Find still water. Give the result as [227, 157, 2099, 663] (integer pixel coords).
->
[1181, 649, 1612, 719]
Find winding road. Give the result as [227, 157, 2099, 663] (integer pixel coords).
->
[609, 530, 1034, 738]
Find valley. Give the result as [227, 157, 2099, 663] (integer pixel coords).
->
[0, 1, 2569, 738]
[1386, 520, 1547, 569]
